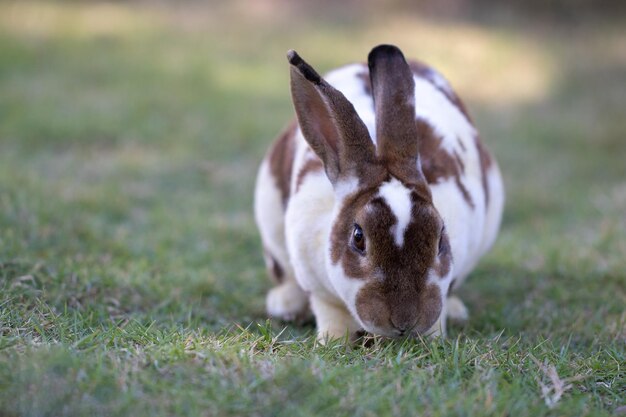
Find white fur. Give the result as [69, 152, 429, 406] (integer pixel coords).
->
[325, 64, 378, 143]
[378, 178, 413, 247]
[480, 163, 505, 257]
[255, 61, 505, 341]
[253, 161, 290, 275]
[334, 176, 360, 200]
[284, 141, 337, 300]
[325, 259, 368, 330]
[426, 68, 454, 96]
[254, 159, 311, 320]
[430, 177, 484, 284]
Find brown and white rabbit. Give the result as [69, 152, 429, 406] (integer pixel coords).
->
[254, 44, 504, 342]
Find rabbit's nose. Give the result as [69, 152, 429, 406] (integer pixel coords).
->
[390, 301, 419, 335]
[390, 317, 418, 335]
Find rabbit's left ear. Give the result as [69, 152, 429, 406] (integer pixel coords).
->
[288, 50, 377, 186]
[368, 44, 426, 186]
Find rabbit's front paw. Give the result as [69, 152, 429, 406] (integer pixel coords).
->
[446, 295, 469, 323]
[266, 282, 309, 322]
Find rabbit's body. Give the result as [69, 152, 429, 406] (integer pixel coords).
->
[254, 48, 504, 341]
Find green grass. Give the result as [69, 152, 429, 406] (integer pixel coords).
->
[0, 2, 624, 416]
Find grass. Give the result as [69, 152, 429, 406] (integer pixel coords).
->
[0, 1, 624, 416]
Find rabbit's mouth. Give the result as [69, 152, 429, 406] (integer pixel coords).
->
[355, 321, 437, 340]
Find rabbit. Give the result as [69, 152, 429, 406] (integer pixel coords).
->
[254, 44, 504, 342]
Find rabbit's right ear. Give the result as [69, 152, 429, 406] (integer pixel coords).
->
[368, 44, 426, 187]
[288, 50, 376, 185]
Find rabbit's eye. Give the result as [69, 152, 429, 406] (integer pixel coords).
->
[351, 224, 366, 254]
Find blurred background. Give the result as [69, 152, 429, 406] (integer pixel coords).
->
[1, 1, 625, 414]
[1, 0, 625, 336]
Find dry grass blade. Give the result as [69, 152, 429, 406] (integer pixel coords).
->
[531, 355, 589, 409]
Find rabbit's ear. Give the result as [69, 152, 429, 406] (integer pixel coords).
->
[368, 44, 426, 185]
[288, 50, 377, 185]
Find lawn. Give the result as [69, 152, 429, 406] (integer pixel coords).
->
[0, 1, 624, 416]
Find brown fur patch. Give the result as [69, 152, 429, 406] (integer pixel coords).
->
[295, 155, 324, 192]
[417, 119, 475, 208]
[415, 284, 443, 333]
[270, 256, 284, 283]
[268, 122, 297, 209]
[453, 150, 465, 173]
[435, 229, 452, 278]
[263, 248, 284, 284]
[474, 134, 494, 206]
[456, 136, 467, 152]
[408, 60, 472, 122]
[447, 278, 457, 296]
[356, 69, 372, 96]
